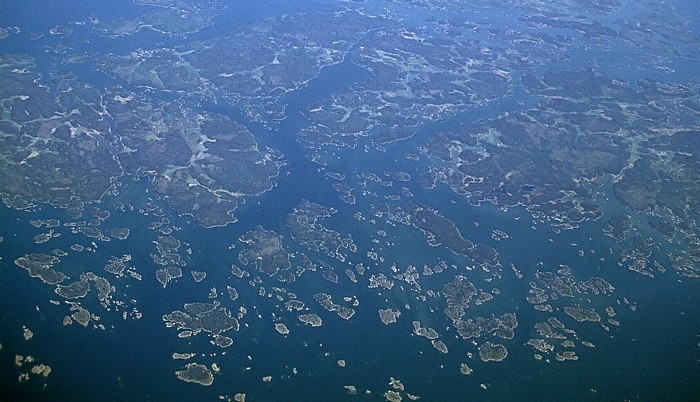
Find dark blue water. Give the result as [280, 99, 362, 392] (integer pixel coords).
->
[1, 0, 699, 401]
